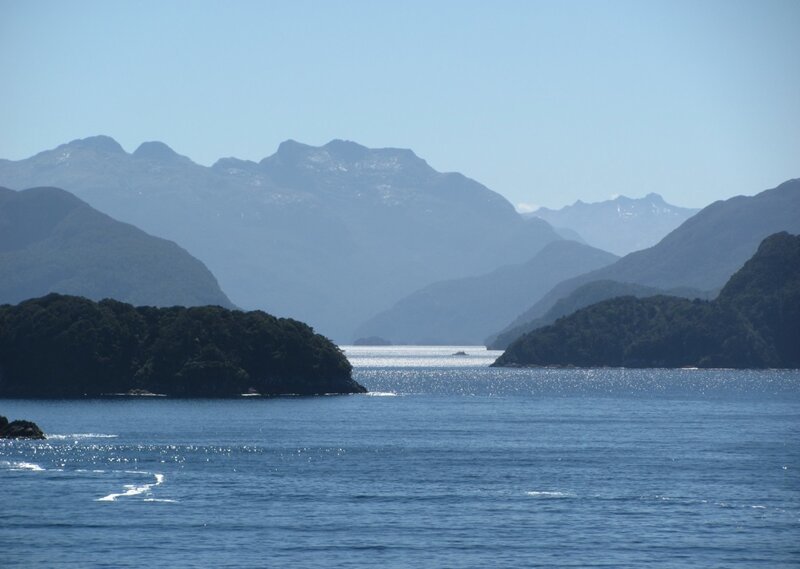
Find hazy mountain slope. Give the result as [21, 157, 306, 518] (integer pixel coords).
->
[0, 136, 561, 341]
[495, 179, 800, 346]
[354, 240, 618, 345]
[494, 232, 800, 368]
[0, 186, 233, 308]
[528, 193, 699, 255]
[486, 280, 709, 349]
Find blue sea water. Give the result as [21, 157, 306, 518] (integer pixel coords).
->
[2, 346, 799, 568]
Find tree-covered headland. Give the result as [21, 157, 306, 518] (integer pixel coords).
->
[494, 232, 800, 369]
[0, 294, 365, 397]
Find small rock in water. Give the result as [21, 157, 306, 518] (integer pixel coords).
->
[0, 415, 46, 439]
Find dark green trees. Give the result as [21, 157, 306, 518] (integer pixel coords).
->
[0, 294, 365, 397]
[494, 233, 800, 369]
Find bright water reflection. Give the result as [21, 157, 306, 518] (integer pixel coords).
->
[1, 347, 798, 568]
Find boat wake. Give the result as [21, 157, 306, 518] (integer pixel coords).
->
[97, 472, 169, 502]
[525, 490, 575, 498]
[2, 461, 45, 471]
[48, 434, 119, 440]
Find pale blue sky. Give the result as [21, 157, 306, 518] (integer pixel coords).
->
[1, 0, 798, 209]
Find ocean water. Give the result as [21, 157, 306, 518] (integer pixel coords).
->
[1, 346, 799, 568]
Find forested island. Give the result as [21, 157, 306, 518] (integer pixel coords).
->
[494, 232, 800, 369]
[0, 294, 366, 397]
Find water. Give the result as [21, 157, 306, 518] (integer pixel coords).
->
[2, 346, 799, 568]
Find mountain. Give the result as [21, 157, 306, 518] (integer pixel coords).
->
[0, 294, 364, 397]
[354, 240, 618, 345]
[0, 136, 561, 341]
[495, 179, 800, 347]
[486, 280, 709, 349]
[494, 232, 800, 368]
[0, 186, 232, 308]
[527, 193, 699, 256]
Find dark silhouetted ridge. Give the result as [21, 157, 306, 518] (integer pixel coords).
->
[494, 232, 800, 369]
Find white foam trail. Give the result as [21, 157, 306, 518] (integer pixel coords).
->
[365, 391, 398, 397]
[96, 472, 165, 502]
[8, 461, 45, 471]
[47, 434, 118, 440]
[144, 498, 178, 503]
[525, 491, 574, 498]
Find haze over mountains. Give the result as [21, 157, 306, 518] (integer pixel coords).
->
[0, 186, 232, 308]
[355, 240, 618, 345]
[495, 232, 800, 369]
[527, 193, 700, 256]
[0, 136, 561, 341]
[487, 280, 707, 349]
[493, 179, 800, 348]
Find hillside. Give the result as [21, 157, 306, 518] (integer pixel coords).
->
[494, 232, 800, 369]
[528, 193, 699, 256]
[494, 179, 800, 347]
[0, 186, 232, 308]
[0, 294, 364, 397]
[486, 280, 708, 349]
[354, 240, 617, 345]
[0, 136, 561, 341]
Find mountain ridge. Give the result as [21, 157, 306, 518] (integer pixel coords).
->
[486, 279, 710, 349]
[493, 179, 800, 347]
[0, 136, 561, 341]
[0, 186, 233, 308]
[354, 240, 618, 345]
[494, 232, 800, 369]
[527, 192, 699, 256]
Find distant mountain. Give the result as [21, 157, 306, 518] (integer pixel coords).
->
[486, 280, 709, 349]
[527, 193, 699, 256]
[0, 186, 232, 308]
[0, 136, 561, 341]
[494, 232, 800, 368]
[495, 179, 800, 347]
[354, 240, 618, 345]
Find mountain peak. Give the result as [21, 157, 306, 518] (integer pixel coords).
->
[275, 139, 313, 156]
[643, 192, 666, 203]
[211, 157, 260, 172]
[133, 141, 185, 162]
[530, 192, 701, 256]
[263, 139, 427, 174]
[323, 139, 369, 161]
[66, 135, 125, 154]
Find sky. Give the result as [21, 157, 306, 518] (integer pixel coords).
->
[1, 0, 798, 210]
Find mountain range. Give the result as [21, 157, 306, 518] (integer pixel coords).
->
[493, 179, 800, 347]
[0, 186, 232, 308]
[527, 193, 699, 256]
[0, 136, 561, 341]
[354, 240, 618, 345]
[494, 232, 800, 368]
[487, 280, 709, 349]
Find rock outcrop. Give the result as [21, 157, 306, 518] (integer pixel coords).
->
[0, 415, 46, 439]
